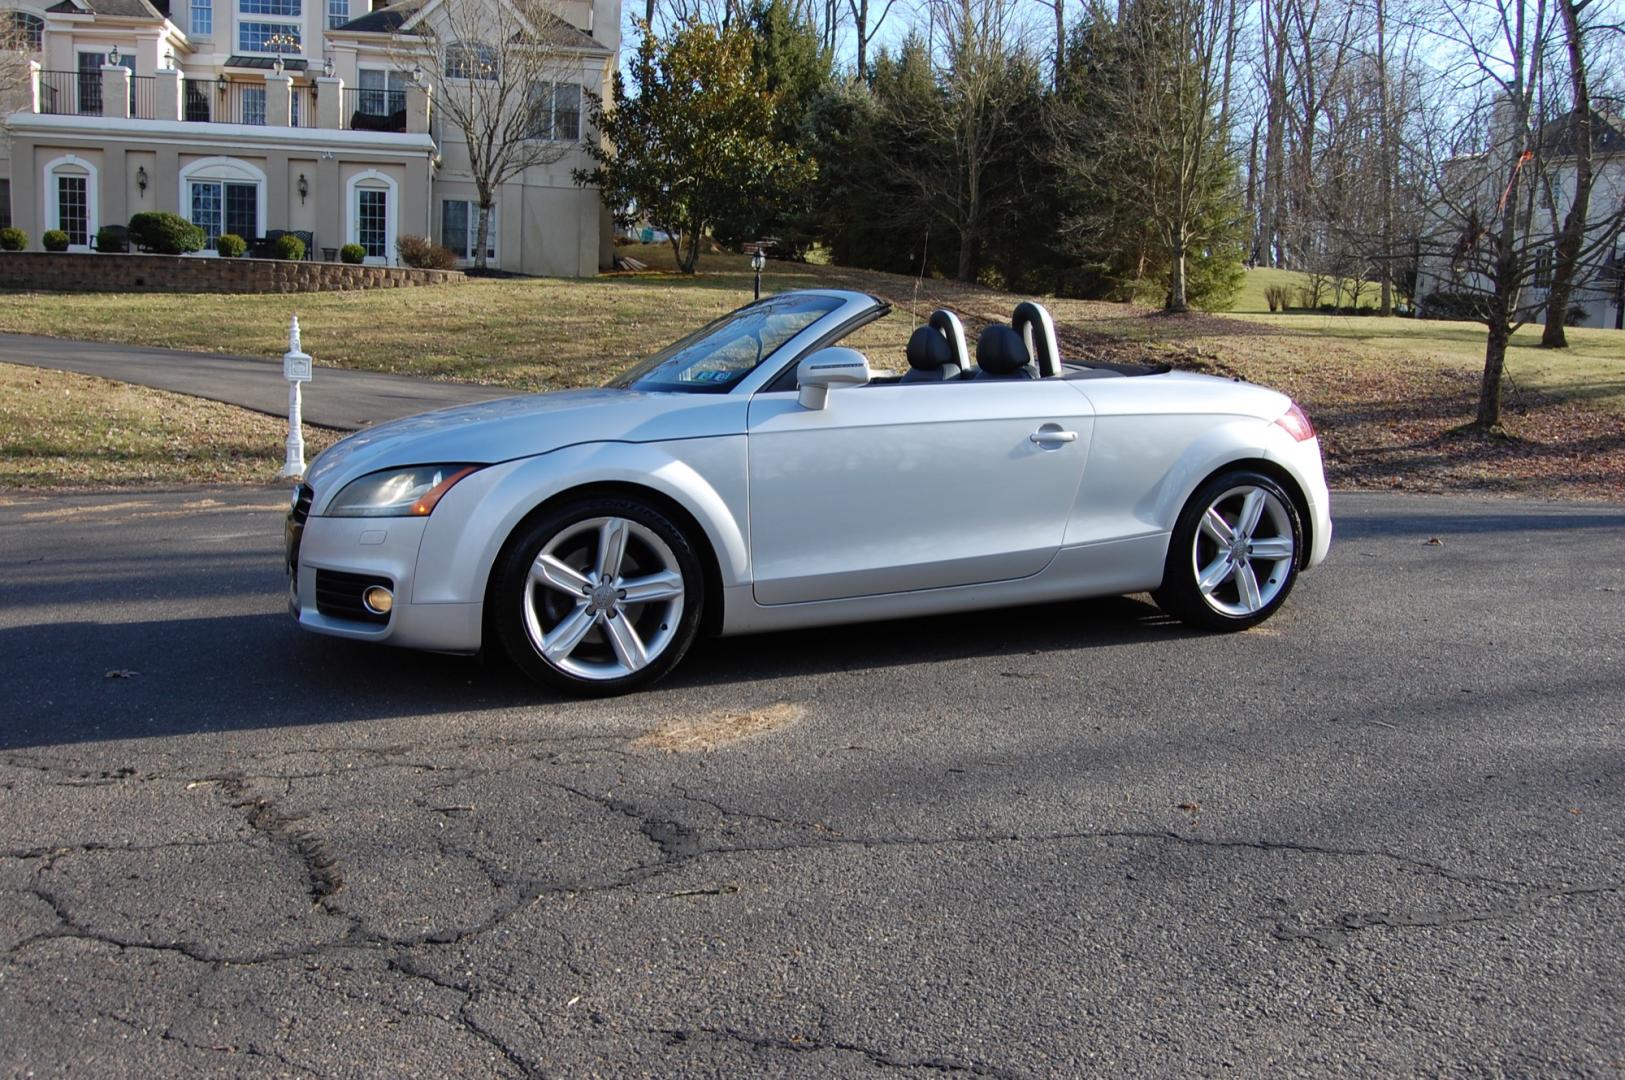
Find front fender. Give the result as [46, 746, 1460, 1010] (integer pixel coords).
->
[410, 436, 750, 607]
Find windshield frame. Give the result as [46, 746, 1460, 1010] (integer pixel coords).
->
[604, 293, 847, 395]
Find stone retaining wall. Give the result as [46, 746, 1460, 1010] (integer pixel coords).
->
[0, 252, 465, 293]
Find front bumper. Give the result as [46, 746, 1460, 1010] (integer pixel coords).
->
[287, 506, 483, 653]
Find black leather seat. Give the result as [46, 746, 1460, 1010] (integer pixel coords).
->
[900, 324, 963, 383]
[973, 325, 1036, 379]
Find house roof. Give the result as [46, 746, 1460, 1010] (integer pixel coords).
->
[45, 0, 169, 18]
[225, 53, 311, 70]
[333, 1, 423, 33]
[1537, 108, 1625, 157]
[335, 0, 606, 52]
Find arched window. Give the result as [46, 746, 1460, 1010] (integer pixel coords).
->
[179, 157, 267, 246]
[43, 155, 98, 250]
[6, 10, 43, 51]
[443, 41, 496, 80]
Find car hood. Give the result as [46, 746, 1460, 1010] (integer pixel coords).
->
[305, 387, 746, 499]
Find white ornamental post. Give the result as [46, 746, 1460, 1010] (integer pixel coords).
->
[282, 315, 313, 478]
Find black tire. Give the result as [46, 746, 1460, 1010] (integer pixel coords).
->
[491, 496, 704, 696]
[1152, 469, 1303, 632]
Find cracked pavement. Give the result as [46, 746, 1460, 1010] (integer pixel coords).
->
[1, 487, 1621, 1076]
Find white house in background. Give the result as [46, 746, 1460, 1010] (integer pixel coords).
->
[1415, 107, 1625, 330]
[0, 0, 617, 274]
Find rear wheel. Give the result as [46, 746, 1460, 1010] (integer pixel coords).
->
[493, 497, 703, 696]
[1153, 470, 1302, 632]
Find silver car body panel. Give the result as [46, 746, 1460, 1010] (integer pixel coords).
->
[289, 290, 1333, 654]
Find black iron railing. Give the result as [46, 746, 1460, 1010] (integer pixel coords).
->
[340, 86, 406, 132]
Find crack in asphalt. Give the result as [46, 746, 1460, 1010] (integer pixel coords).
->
[660, 1024, 1022, 1077]
[1272, 883, 1624, 947]
[388, 956, 535, 1078]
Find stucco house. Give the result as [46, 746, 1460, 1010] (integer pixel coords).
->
[1415, 107, 1625, 331]
[1, 0, 618, 274]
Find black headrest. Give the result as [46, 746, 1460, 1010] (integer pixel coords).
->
[976, 325, 1031, 375]
[906, 325, 955, 371]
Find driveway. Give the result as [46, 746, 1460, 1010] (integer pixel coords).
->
[1, 488, 1621, 1076]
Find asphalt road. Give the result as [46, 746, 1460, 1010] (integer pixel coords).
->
[0, 333, 508, 430]
[1, 487, 1621, 1077]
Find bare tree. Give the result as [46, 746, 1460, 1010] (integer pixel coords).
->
[1538, 0, 1599, 345]
[2, 11, 40, 112]
[395, 0, 579, 269]
[846, 0, 900, 75]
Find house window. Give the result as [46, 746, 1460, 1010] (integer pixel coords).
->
[76, 52, 103, 115]
[526, 82, 581, 141]
[8, 10, 43, 50]
[239, 20, 301, 53]
[1533, 250, 1552, 288]
[189, 182, 258, 243]
[190, 0, 211, 36]
[444, 42, 496, 80]
[441, 199, 495, 263]
[327, 0, 347, 27]
[0, 178, 10, 230]
[240, 0, 299, 14]
[357, 188, 388, 258]
[57, 176, 88, 246]
[357, 68, 407, 116]
[240, 84, 266, 125]
[181, 159, 265, 245]
[184, 80, 211, 121]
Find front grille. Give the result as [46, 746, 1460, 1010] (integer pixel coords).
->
[315, 569, 392, 625]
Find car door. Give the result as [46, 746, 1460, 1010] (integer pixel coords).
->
[746, 379, 1094, 605]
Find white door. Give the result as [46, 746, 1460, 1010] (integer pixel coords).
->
[746, 381, 1094, 605]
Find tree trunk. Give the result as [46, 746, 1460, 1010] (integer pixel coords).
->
[956, 229, 976, 283]
[1478, 314, 1509, 428]
[1052, 0, 1066, 91]
[853, 0, 868, 77]
[1541, 0, 1592, 348]
[1166, 233, 1189, 313]
[475, 200, 493, 271]
[668, 231, 683, 270]
[1376, 0, 1394, 316]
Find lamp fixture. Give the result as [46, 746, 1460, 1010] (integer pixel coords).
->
[163, 49, 175, 69]
[217, 72, 229, 95]
[136, 165, 148, 195]
[297, 173, 309, 204]
[273, 55, 284, 75]
[108, 44, 120, 65]
[323, 57, 334, 78]
[411, 61, 423, 86]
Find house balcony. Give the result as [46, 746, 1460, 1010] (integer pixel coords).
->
[25, 62, 431, 136]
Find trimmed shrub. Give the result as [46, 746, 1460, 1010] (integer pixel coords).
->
[128, 211, 206, 255]
[95, 226, 127, 253]
[274, 234, 306, 261]
[216, 233, 248, 258]
[339, 243, 367, 265]
[395, 234, 458, 270]
[0, 227, 26, 251]
[1419, 290, 1492, 322]
[1263, 284, 1290, 312]
[43, 230, 70, 252]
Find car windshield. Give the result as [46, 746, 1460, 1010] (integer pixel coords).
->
[606, 294, 843, 393]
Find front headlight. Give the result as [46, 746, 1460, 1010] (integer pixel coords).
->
[325, 465, 479, 518]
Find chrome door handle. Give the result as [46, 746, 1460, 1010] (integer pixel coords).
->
[1029, 429, 1078, 446]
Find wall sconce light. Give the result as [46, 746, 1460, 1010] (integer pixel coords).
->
[273, 55, 285, 76]
[136, 166, 148, 195]
[411, 62, 423, 86]
[217, 73, 229, 96]
[108, 44, 121, 65]
[323, 57, 334, 78]
[163, 49, 175, 69]
[297, 174, 309, 204]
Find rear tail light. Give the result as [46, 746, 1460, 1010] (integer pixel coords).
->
[1275, 403, 1316, 442]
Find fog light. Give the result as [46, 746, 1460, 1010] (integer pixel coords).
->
[362, 585, 394, 615]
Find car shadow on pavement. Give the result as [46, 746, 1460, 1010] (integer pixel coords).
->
[0, 595, 1195, 750]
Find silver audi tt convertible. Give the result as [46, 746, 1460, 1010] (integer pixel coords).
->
[287, 290, 1332, 695]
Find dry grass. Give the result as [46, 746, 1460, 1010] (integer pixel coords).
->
[3, 244, 1621, 499]
[0, 363, 339, 490]
[631, 702, 805, 752]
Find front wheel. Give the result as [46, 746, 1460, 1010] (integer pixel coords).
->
[492, 497, 704, 696]
[1153, 470, 1302, 632]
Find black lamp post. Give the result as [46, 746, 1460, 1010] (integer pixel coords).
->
[751, 248, 765, 300]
